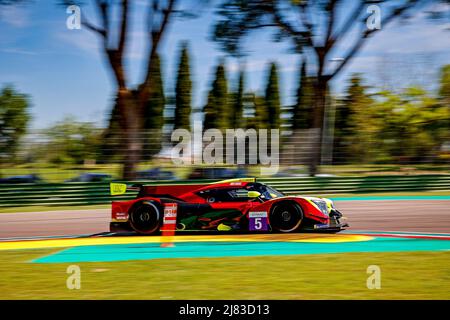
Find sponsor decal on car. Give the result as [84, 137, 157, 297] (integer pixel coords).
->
[112, 212, 129, 222]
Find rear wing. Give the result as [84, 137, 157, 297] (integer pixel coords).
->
[110, 183, 142, 196]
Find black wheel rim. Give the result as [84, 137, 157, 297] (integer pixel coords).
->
[131, 203, 160, 234]
[271, 205, 302, 232]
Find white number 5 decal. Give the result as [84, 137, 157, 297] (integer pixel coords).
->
[254, 218, 262, 230]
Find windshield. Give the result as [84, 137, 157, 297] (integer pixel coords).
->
[262, 186, 284, 199]
[247, 183, 284, 200]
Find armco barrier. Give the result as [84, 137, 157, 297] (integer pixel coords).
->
[0, 175, 449, 208]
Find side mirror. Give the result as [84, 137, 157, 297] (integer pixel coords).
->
[247, 191, 261, 198]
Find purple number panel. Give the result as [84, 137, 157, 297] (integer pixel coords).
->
[249, 211, 268, 231]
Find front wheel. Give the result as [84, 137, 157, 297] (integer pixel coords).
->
[270, 202, 303, 233]
[129, 201, 161, 235]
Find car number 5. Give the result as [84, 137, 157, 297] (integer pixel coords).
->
[254, 218, 262, 230]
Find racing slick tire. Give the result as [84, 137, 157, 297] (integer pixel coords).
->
[129, 201, 162, 235]
[270, 202, 303, 233]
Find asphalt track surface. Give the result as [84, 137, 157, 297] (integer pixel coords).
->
[0, 200, 449, 239]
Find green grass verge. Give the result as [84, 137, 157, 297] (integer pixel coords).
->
[0, 249, 449, 299]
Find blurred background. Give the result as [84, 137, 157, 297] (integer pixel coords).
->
[0, 0, 449, 190]
[1, 2, 450, 302]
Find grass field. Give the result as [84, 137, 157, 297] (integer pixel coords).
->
[0, 248, 449, 299]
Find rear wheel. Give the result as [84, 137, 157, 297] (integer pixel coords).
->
[270, 202, 303, 233]
[129, 201, 161, 235]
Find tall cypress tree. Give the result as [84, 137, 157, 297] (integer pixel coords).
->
[203, 62, 229, 131]
[439, 64, 450, 105]
[292, 59, 314, 130]
[203, 90, 216, 131]
[230, 69, 245, 128]
[142, 53, 165, 159]
[174, 43, 192, 131]
[336, 75, 364, 137]
[264, 62, 281, 129]
[438, 65, 450, 141]
[333, 74, 366, 163]
[253, 94, 268, 130]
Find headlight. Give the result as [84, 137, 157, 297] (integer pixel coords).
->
[311, 199, 329, 215]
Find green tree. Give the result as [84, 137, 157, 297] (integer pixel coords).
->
[203, 62, 229, 130]
[212, 0, 441, 175]
[246, 93, 269, 129]
[43, 117, 101, 165]
[143, 53, 165, 159]
[101, 54, 166, 162]
[59, 0, 178, 179]
[100, 99, 123, 163]
[292, 59, 314, 130]
[345, 85, 448, 164]
[437, 64, 450, 150]
[438, 64, 450, 104]
[333, 74, 370, 163]
[374, 88, 445, 163]
[0, 86, 30, 161]
[174, 43, 192, 131]
[230, 69, 245, 128]
[264, 62, 281, 129]
[240, 92, 264, 164]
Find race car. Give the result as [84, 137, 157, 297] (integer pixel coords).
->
[109, 178, 348, 235]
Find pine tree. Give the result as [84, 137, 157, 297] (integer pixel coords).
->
[253, 95, 268, 129]
[264, 62, 281, 129]
[333, 74, 368, 163]
[437, 64, 450, 143]
[142, 53, 165, 159]
[174, 43, 192, 131]
[439, 64, 450, 105]
[0, 86, 30, 162]
[292, 59, 314, 130]
[203, 90, 216, 131]
[230, 69, 245, 128]
[203, 62, 229, 131]
[241, 92, 255, 129]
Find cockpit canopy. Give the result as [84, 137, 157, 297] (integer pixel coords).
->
[196, 182, 284, 203]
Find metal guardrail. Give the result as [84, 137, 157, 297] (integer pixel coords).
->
[0, 175, 449, 207]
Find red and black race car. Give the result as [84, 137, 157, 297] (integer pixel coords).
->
[109, 178, 348, 235]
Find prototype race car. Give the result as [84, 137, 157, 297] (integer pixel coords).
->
[109, 178, 348, 235]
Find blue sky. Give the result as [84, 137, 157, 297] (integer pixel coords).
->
[0, 0, 449, 129]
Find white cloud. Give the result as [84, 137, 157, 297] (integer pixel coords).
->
[365, 20, 450, 55]
[0, 5, 30, 28]
[0, 48, 37, 55]
[54, 28, 101, 54]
